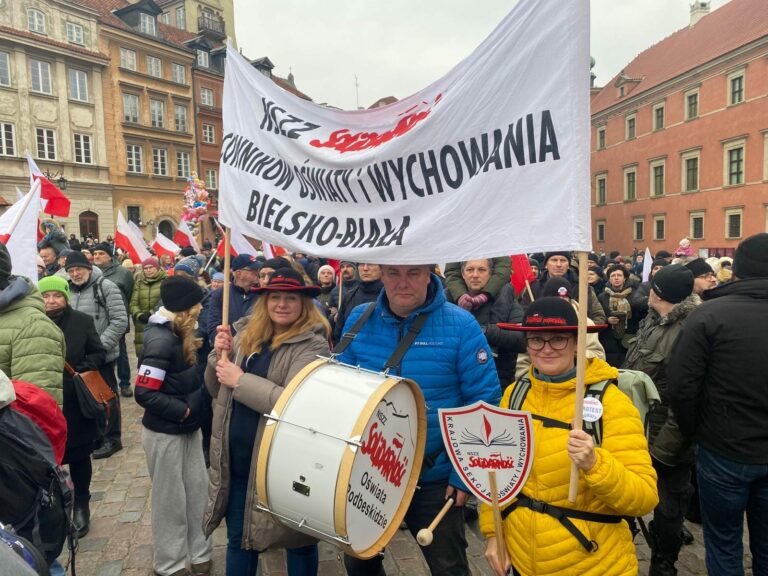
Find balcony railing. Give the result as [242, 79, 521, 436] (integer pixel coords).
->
[198, 15, 225, 37]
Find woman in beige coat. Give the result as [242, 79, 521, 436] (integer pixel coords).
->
[203, 268, 330, 576]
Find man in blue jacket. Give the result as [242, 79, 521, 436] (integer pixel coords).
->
[338, 264, 501, 576]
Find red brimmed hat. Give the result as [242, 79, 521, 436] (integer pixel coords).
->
[497, 297, 606, 332]
[254, 267, 321, 297]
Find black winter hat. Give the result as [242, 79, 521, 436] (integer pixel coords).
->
[587, 253, 600, 264]
[733, 233, 768, 279]
[0, 242, 11, 289]
[544, 252, 572, 265]
[161, 276, 205, 312]
[655, 250, 673, 260]
[65, 250, 93, 270]
[262, 257, 290, 271]
[685, 258, 714, 278]
[179, 246, 197, 257]
[651, 264, 693, 304]
[92, 242, 113, 256]
[651, 259, 669, 270]
[542, 277, 573, 300]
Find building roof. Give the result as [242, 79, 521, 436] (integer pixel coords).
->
[0, 25, 109, 61]
[591, 0, 768, 114]
[71, 0, 196, 51]
[272, 75, 311, 101]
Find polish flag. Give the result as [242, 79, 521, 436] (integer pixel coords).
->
[27, 156, 70, 217]
[263, 241, 286, 260]
[152, 233, 180, 260]
[216, 228, 258, 258]
[115, 211, 151, 263]
[173, 219, 200, 253]
[0, 180, 42, 283]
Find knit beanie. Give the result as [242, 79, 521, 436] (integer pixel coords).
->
[732, 233, 768, 279]
[587, 253, 600, 265]
[92, 242, 113, 256]
[262, 257, 290, 270]
[651, 264, 694, 304]
[160, 276, 204, 312]
[655, 250, 672, 260]
[317, 264, 336, 279]
[542, 276, 573, 299]
[174, 256, 202, 277]
[141, 257, 160, 269]
[528, 258, 540, 269]
[65, 250, 93, 270]
[544, 251, 572, 265]
[179, 246, 197, 257]
[38, 275, 70, 300]
[685, 258, 714, 278]
[651, 258, 669, 270]
[0, 243, 11, 289]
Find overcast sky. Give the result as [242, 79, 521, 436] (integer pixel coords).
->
[233, 0, 730, 110]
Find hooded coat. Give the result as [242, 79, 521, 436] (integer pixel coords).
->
[130, 268, 167, 356]
[0, 276, 65, 404]
[479, 359, 658, 576]
[68, 267, 128, 362]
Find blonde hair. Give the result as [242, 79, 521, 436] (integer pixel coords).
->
[238, 293, 330, 356]
[172, 303, 203, 364]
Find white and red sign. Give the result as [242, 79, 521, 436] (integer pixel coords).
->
[219, 0, 590, 263]
[439, 401, 534, 505]
[135, 364, 165, 390]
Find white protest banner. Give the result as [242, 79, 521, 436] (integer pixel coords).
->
[439, 401, 533, 505]
[219, 0, 590, 263]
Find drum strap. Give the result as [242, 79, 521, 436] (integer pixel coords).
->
[332, 302, 378, 356]
[383, 312, 431, 374]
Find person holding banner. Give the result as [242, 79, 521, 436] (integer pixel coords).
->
[336, 263, 501, 576]
[203, 268, 331, 576]
[482, 297, 658, 576]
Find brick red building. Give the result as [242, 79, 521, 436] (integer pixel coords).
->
[591, 0, 768, 257]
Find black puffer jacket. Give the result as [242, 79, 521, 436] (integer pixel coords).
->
[668, 278, 768, 464]
[135, 313, 204, 435]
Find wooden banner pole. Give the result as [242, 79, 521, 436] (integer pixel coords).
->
[221, 228, 232, 362]
[524, 279, 535, 303]
[568, 251, 589, 503]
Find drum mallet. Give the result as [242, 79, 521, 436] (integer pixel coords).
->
[416, 497, 455, 546]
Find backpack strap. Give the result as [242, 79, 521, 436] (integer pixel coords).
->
[332, 302, 377, 356]
[91, 277, 110, 324]
[583, 379, 613, 448]
[383, 312, 431, 374]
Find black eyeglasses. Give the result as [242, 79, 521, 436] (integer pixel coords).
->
[526, 335, 572, 351]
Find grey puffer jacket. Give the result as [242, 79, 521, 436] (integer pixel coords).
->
[623, 294, 700, 465]
[68, 267, 128, 362]
[203, 319, 330, 550]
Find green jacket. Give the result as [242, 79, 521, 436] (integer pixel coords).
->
[444, 257, 512, 301]
[129, 269, 166, 356]
[0, 277, 65, 405]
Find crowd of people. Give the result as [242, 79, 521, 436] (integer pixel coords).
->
[0, 226, 766, 576]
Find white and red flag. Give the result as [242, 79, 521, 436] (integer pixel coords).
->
[262, 241, 286, 260]
[152, 233, 180, 260]
[115, 211, 151, 263]
[173, 219, 200, 253]
[0, 180, 42, 282]
[215, 228, 259, 258]
[27, 156, 70, 217]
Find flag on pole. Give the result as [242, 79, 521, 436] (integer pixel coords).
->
[262, 241, 286, 260]
[0, 180, 42, 283]
[173, 219, 200, 253]
[213, 219, 258, 258]
[641, 247, 653, 282]
[510, 255, 536, 295]
[152, 233, 181, 260]
[27, 155, 70, 217]
[115, 211, 151, 263]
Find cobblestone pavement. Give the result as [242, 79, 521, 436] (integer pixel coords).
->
[62, 338, 751, 575]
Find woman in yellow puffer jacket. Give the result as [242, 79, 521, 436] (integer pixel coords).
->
[481, 297, 658, 576]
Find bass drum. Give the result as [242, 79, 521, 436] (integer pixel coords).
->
[256, 358, 426, 559]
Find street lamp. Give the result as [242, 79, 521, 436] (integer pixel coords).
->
[42, 169, 68, 191]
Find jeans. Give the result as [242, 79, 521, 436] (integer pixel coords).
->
[697, 445, 768, 576]
[344, 483, 469, 576]
[225, 474, 318, 576]
[117, 334, 131, 389]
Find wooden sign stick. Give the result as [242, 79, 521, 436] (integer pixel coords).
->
[568, 251, 589, 503]
[221, 228, 232, 362]
[489, 471, 506, 565]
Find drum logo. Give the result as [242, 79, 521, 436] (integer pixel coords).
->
[360, 422, 407, 488]
[439, 401, 534, 505]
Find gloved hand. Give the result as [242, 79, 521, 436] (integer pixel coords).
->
[137, 312, 150, 324]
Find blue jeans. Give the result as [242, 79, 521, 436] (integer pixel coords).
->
[117, 335, 131, 389]
[225, 474, 318, 576]
[697, 445, 768, 576]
